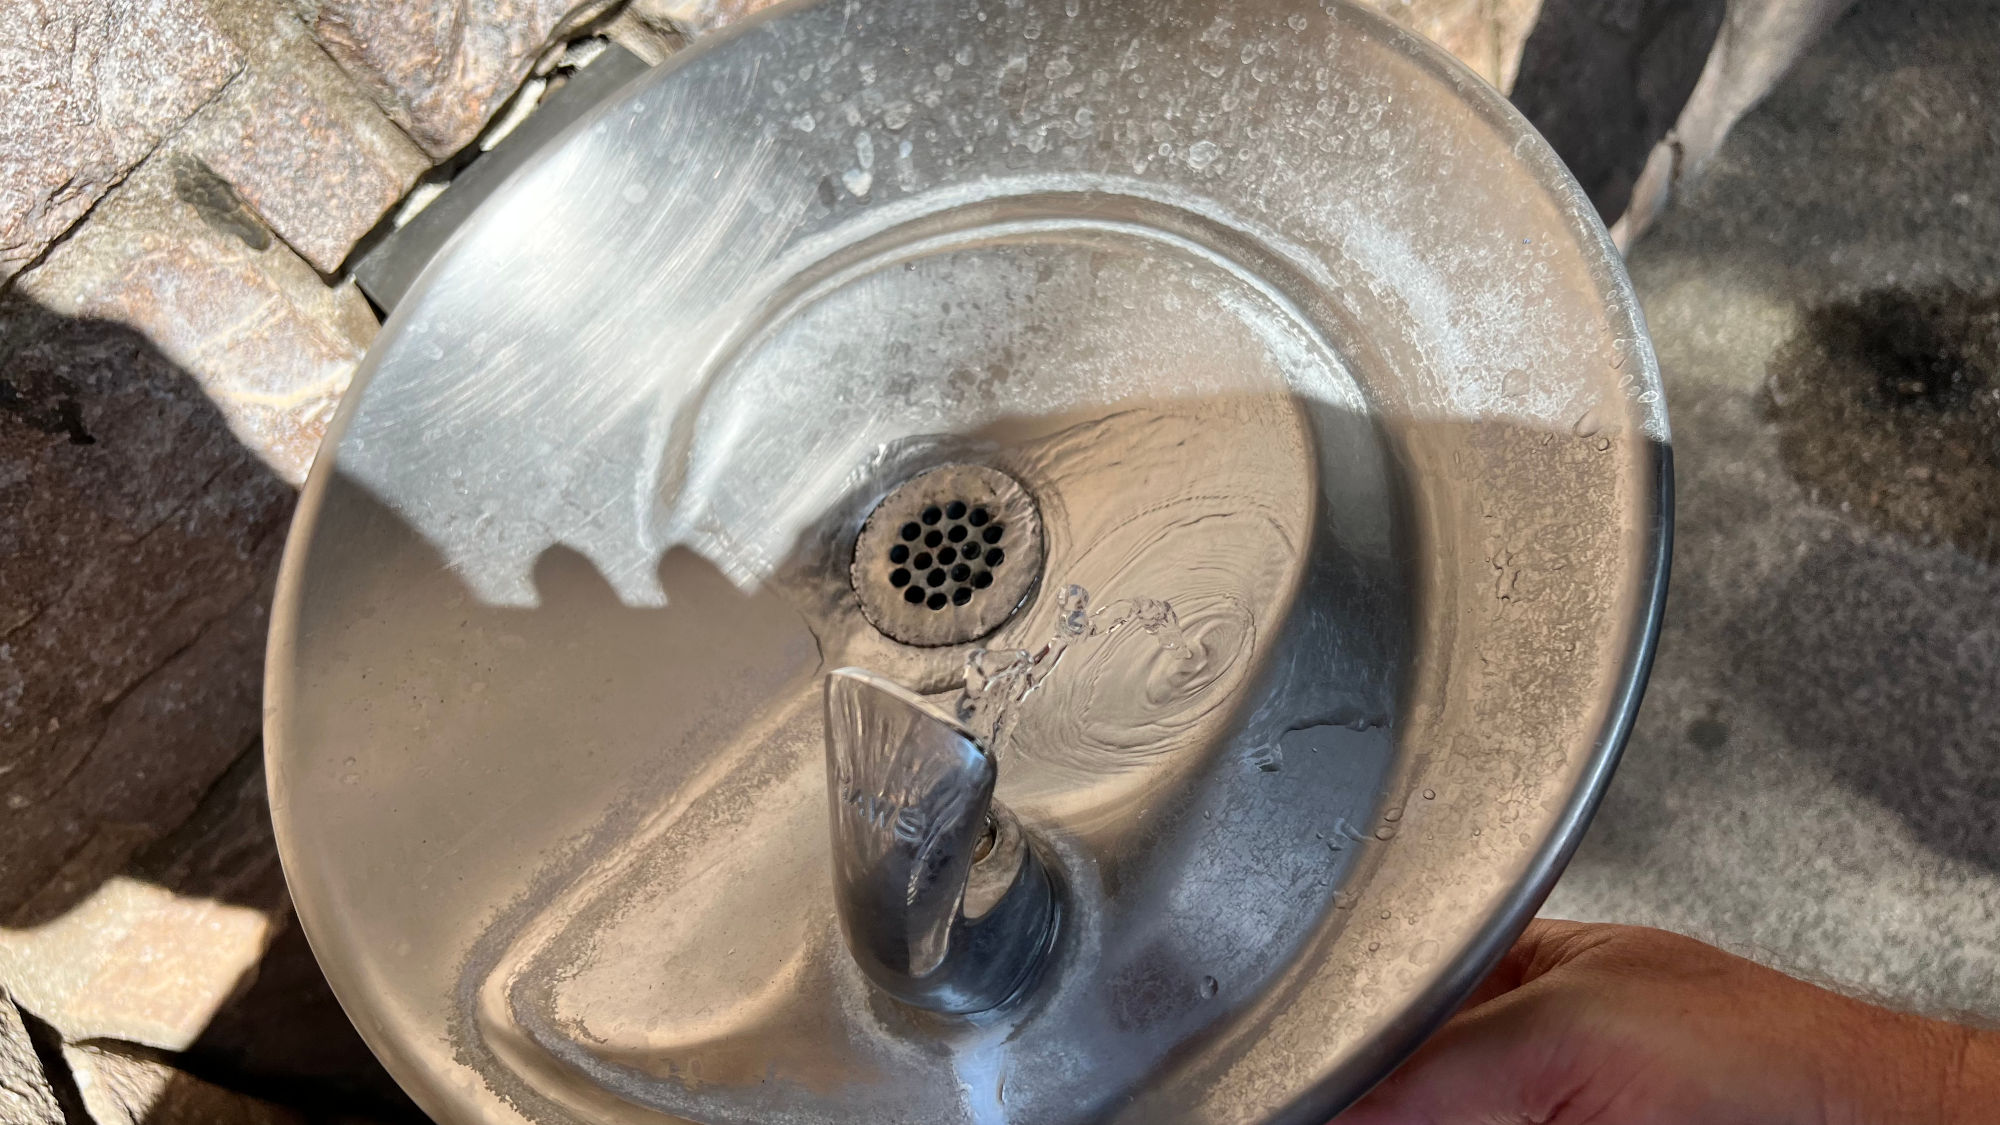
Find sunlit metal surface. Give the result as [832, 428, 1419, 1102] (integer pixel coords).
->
[266, 0, 1671, 1122]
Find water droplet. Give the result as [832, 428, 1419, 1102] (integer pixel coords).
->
[1367, 941, 1380, 953]
[1422, 788, 1436, 800]
[1572, 407, 1602, 438]
[1186, 139, 1221, 169]
[1374, 825, 1397, 840]
[1471, 827, 1482, 837]
[1610, 336, 1634, 370]
[1382, 806, 1403, 823]
[1287, 12, 1308, 30]
[1199, 975, 1219, 999]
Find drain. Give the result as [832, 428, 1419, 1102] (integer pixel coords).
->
[851, 464, 1043, 647]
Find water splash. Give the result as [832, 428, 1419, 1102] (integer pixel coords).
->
[956, 583, 1191, 752]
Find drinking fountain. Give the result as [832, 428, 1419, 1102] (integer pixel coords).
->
[264, 0, 1671, 1122]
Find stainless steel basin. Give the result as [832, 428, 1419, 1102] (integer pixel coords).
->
[264, 0, 1670, 1122]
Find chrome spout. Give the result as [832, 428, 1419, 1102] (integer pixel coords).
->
[823, 668, 1056, 1014]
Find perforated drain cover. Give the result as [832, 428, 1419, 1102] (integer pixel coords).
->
[850, 464, 1043, 647]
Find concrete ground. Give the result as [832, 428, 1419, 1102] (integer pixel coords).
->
[1543, 0, 2000, 1023]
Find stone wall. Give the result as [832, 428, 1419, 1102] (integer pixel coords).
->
[1, 0, 692, 1114]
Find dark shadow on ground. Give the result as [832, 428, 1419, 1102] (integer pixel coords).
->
[1509, 0, 1727, 221]
[1, 294, 427, 1121]
[1, 296, 286, 926]
[1730, 530, 2000, 875]
[1766, 285, 2000, 564]
[179, 917, 431, 1124]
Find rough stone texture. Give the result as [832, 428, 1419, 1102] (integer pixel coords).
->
[1354, 0, 1546, 91]
[0, 990, 63, 1125]
[14, 156, 375, 485]
[187, 7, 430, 274]
[0, 877, 276, 1050]
[298, 0, 619, 158]
[0, 294, 289, 930]
[0, 153, 371, 934]
[0, 0, 243, 280]
[123, 749, 292, 918]
[64, 1044, 303, 1125]
[184, 917, 429, 1123]
[1543, 0, 2000, 1021]
[0, 747, 286, 1056]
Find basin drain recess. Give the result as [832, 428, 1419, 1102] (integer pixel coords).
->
[851, 464, 1044, 647]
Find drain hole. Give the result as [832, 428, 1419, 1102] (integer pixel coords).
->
[851, 466, 1042, 645]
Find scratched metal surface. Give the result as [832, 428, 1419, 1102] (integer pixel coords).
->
[265, 1, 1669, 1122]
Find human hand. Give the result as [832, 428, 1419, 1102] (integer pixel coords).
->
[1336, 919, 1999, 1125]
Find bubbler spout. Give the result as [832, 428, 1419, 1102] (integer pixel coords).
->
[823, 667, 1057, 1014]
